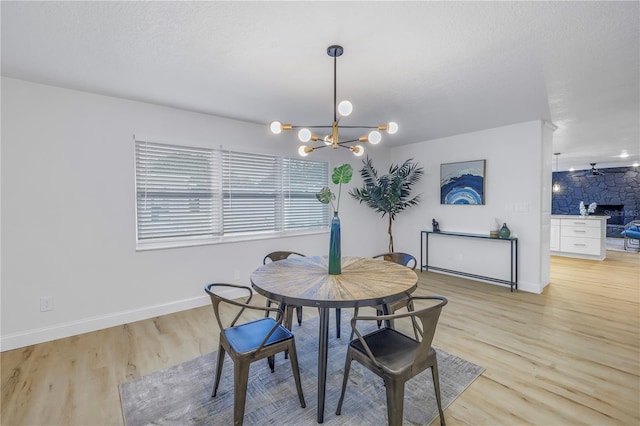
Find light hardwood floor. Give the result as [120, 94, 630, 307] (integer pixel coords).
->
[2, 251, 639, 425]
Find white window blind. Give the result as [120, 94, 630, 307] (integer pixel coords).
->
[134, 139, 329, 248]
[282, 157, 329, 230]
[135, 140, 220, 242]
[222, 150, 279, 234]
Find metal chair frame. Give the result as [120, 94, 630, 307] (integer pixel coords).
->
[350, 252, 419, 340]
[263, 251, 306, 326]
[205, 283, 306, 425]
[621, 220, 640, 251]
[336, 296, 448, 426]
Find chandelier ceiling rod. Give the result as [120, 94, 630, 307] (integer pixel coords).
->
[332, 45, 339, 124]
[269, 44, 399, 157]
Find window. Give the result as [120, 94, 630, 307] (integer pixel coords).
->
[135, 139, 329, 249]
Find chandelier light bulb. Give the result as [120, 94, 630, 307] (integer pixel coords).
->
[298, 128, 312, 143]
[351, 145, 364, 156]
[368, 130, 382, 145]
[298, 145, 310, 157]
[338, 100, 353, 117]
[270, 121, 283, 134]
[387, 122, 399, 134]
[324, 135, 333, 146]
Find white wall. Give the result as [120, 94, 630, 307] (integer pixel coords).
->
[389, 121, 551, 293]
[1, 78, 551, 350]
[0, 77, 389, 350]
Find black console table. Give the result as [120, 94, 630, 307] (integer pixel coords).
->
[420, 230, 518, 291]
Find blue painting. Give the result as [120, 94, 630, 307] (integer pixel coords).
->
[440, 160, 486, 205]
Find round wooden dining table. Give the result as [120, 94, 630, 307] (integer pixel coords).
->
[250, 255, 418, 423]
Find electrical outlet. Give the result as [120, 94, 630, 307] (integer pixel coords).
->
[40, 296, 54, 312]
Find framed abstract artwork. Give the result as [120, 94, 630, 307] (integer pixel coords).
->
[440, 159, 486, 204]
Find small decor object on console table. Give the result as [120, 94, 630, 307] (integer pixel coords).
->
[490, 218, 500, 238]
[432, 219, 440, 232]
[499, 223, 511, 239]
[316, 163, 353, 275]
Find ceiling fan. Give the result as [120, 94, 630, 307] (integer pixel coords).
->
[570, 163, 605, 177]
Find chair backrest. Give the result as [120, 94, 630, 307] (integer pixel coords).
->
[410, 296, 447, 350]
[372, 252, 417, 270]
[350, 296, 447, 372]
[394, 296, 448, 372]
[204, 283, 255, 331]
[263, 251, 305, 264]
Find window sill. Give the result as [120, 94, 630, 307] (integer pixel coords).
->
[135, 228, 329, 251]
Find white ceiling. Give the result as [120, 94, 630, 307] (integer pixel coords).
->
[1, 1, 638, 171]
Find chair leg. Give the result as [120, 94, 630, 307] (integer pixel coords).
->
[349, 307, 359, 341]
[295, 305, 303, 326]
[384, 378, 406, 426]
[287, 340, 306, 408]
[212, 345, 226, 397]
[431, 363, 446, 426]
[265, 299, 272, 318]
[335, 350, 353, 415]
[233, 360, 251, 426]
[283, 305, 295, 360]
[267, 355, 275, 372]
[335, 308, 341, 338]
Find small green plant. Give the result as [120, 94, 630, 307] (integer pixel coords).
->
[316, 163, 353, 213]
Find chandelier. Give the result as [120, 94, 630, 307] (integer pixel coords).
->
[269, 45, 398, 157]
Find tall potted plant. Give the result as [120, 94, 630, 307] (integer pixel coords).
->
[316, 163, 353, 274]
[349, 157, 423, 252]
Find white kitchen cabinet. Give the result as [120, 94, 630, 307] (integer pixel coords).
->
[550, 218, 560, 251]
[550, 215, 609, 260]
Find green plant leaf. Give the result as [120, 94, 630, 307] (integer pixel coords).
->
[315, 187, 334, 204]
[349, 156, 423, 250]
[332, 163, 353, 185]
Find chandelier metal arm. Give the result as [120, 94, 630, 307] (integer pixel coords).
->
[336, 138, 362, 145]
[288, 125, 334, 129]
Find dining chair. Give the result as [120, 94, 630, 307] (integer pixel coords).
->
[621, 220, 640, 251]
[350, 252, 418, 340]
[204, 283, 306, 426]
[263, 251, 306, 326]
[336, 296, 448, 426]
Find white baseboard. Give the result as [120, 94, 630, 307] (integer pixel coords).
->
[1, 295, 213, 352]
[426, 269, 543, 294]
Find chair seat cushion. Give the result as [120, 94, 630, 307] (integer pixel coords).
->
[225, 318, 293, 354]
[621, 229, 640, 239]
[351, 328, 430, 374]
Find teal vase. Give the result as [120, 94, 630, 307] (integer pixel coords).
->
[499, 222, 511, 239]
[328, 211, 341, 275]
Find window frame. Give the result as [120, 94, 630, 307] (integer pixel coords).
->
[134, 139, 330, 251]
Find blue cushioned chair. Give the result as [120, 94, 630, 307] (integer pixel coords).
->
[620, 221, 640, 251]
[205, 283, 306, 425]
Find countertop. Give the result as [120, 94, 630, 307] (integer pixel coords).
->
[551, 214, 610, 220]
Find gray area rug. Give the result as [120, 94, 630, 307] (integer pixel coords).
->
[119, 313, 484, 425]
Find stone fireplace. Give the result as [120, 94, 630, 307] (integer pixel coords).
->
[593, 204, 625, 236]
